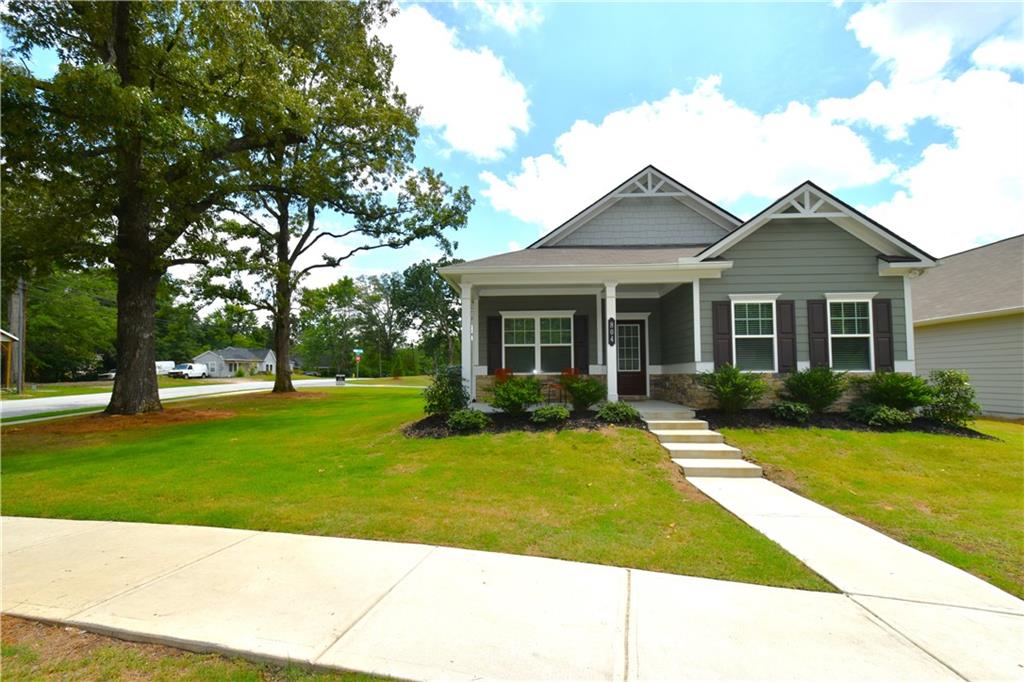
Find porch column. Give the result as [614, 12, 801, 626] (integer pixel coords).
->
[460, 283, 474, 400]
[605, 282, 618, 402]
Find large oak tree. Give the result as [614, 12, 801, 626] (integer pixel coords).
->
[1, 1, 393, 412]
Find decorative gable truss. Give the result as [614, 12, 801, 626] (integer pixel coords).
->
[699, 181, 936, 272]
[531, 166, 741, 248]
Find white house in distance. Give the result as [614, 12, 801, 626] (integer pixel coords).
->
[912, 235, 1024, 417]
[194, 347, 276, 378]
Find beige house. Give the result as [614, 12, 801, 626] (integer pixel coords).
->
[912, 235, 1024, 417]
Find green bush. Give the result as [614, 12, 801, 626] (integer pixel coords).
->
[234, 368, 246, 378]
[769, 401, 812, 424]
[849, 402, 913, 428]
[783, 367, 847, 413]
[923, 369, 981, 428]
[423, 367, 469, 417]
[857, 372, 932, 411]
[491, 376, 542, 416]
[560, 375, 606, 412]
[531, 404, 571, 424]
[698, 364, 767, 413]
[596, 401, 641, 424]
[447, 408, 491, 433]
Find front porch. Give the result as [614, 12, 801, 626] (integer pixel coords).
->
[459, 279, 715, 404]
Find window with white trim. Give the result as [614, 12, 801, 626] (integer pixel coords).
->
[829, 301, 872, 371]
[732, 302, 776, 372]
[502, 313, 574, 374]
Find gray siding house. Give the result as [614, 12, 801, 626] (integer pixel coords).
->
[912, 235, 1024, 417]
[441, 166, 937, 403]
[194, 347, 276, 378]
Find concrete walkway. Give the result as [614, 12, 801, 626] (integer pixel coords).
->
[3, 516, 1021, 680]
[688, 477, 1023, 681]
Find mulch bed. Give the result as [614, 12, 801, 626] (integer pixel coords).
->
[404, 411, 646, 438]
[696, 408, 996, 440]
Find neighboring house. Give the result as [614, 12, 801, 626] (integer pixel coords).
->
[440, 166, 937, 404]
[911, 235, 1024, 418]
[1, 329, 19, 389]
[194, 347, 276, 378]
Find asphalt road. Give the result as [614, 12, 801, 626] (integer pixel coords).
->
[0, 378, 337, 420]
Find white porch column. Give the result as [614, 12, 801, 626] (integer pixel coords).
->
[595, 292, 603, 366]
[692, 279, 702, 364]
[460, 283, 474, 400]
[605, 282, 618, 402]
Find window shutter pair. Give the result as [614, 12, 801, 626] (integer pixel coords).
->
[485, 315, 590, 374]
[807, 299, 894, 371]
[712, 300, 797, 373]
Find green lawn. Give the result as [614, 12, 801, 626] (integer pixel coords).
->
[1, 616, 383, 681]
[0, 388, 827, 591]
[722, 420, 1024, 598]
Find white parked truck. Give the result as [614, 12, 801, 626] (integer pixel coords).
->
[168, 362, 209, 379]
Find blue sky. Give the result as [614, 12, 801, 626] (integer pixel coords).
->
[9, 2, 1024, 288]
[357, 0, 1022, 288]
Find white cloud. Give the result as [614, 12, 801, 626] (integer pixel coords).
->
[507, 240, 521, 251]
[845, 2, 1019, 83]
[481, 75, 894, 230]
[378, 6, 530, 160]
[973, 36, 1024, 70]
[827, 2, 1024, 256]
[469, 0, 543, 34]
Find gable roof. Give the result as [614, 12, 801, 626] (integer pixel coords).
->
[529, 165, 741, 248]
[912, 234, 1024, 325]
[698, 180, 937, 264]
[208, 347, 272, 361]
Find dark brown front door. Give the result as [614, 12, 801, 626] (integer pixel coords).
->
[616, 320, 647, 396]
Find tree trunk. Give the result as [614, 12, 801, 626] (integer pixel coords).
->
[272, 287, 295, 393]
[272, 189, 295, 393]
[107, 264, 162, 414]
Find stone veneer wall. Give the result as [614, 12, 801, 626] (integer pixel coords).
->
[650, 374, 861, 411]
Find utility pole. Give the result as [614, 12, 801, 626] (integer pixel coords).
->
[8, 277, 27, 393]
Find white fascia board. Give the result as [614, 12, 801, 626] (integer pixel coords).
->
[913, 306, 1024, 328]
[878, 261, 936, 276]
[453, 262, 734, 288]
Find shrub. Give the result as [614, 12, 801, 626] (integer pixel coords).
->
[531, 404, 571, 424]
[848, 402, 913, 428]
[923, 369, 981, 428]
[783, 367, 847, 413]
[234, 368, 246, 378]
[423, 367, 469, 417]
[447, 408, 491, 433]
[857, 371, 932, 411]
[491, 376, 542, 416]
[769, 400, 812, 424]
[698, 364, 768, 413]
[596, 401, 641, 424]
[560, 375, 606, 412]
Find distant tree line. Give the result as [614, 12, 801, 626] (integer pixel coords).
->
[10, 258, 460, 382]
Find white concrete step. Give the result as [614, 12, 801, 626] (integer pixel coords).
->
[661, 442, 742, 459]
[644, 419, 709, 430]
[650, 429, 724, 444]
[672, 458, 763, 478]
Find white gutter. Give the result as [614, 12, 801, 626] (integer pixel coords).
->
[914, 306, 1024, 327]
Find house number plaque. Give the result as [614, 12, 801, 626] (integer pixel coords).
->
[607, 318, 616, 346]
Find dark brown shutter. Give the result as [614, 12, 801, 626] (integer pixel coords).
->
[711, 301, 732, 368]
[873, 299, 895, 372]
[807, 300, 829, 367]
[486, 316, 502, 375]
[776, 300, 797, 374]
[573, 315, 589, 374]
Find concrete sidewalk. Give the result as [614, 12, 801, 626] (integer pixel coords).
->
[3, 517, 1020, 680]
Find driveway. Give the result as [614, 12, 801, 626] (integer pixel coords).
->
[4, 516, 1021, 680]
[0, 378, 337, 420]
